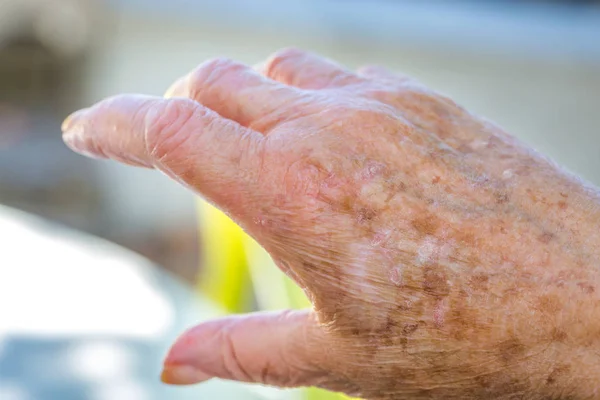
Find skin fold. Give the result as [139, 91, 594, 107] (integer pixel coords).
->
[61, 48, 600, 399]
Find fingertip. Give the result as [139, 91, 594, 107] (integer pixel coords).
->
[61, 108, 89, 138]
[61, 95, 164, 167]
[160, 364, 213, 385]
[265, 47, 308, 66]
[162, 329, 195, 367]
[162, 318, 228, 369]
[161, 329, 217, 385]
[160, 310, 327, 388]
[61, 108, 105, 159]
[263, 47, 358, 89]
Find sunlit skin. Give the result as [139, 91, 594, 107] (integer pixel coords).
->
[62, 49, 600, 399]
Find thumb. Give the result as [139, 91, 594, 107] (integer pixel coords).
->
[160, 309, 332, 388]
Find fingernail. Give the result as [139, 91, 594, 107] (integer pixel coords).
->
[160, 364, 213, 385]
[61, 108, 89, 134]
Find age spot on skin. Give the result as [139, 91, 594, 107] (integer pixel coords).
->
[357, 207, 377, 224]
[402, 323, 419, 336]
[455, 230, 476, 247]
[469, 273, 489, 290]
[385, 176, 407, 195]
[399, 299, 414, 311]
[423, 265, 450, 297]
[546, 364, 571, 385]
[497, 337, 526, 364]
[411, 215, 439, 237]
[538, 231, 555, 244]
[494, 192, 510, 205]
[577, 282, 595, 294]
[550, 328, 568, 343]
[536, 294, 562, 314]
[473, 374, 527, 398]
[557, 200, 568, 210]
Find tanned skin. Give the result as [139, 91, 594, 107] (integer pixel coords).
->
[62, 49, 600, 399]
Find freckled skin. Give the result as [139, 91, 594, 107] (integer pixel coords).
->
[62, 49, 600, 399]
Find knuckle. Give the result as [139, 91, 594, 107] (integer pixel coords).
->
[405, 86, 462, 113]
[219, 322, 253, 382]
[143, 99, 201, 162]
[202, 56, 241, 72]
[340, 103, 396, 124]
[361, 87, 399, 103]
[263, 47, 306, 78]
[357, 64, 382, 72]
[190, 57, 245, 93]
[268, 47, 306, 64]
[356, 64, 385, 80]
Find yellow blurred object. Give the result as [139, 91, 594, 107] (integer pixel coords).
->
[197, 201, 251, 313]
[197, 199, 352, 400]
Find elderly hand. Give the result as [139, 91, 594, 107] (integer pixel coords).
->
[62, 49, 600, 399]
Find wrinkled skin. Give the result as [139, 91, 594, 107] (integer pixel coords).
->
[62, 49, 600, 399]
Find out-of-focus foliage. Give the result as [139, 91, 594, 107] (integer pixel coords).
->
[197, 201, 252, 313]
[197, 200, 350, 400]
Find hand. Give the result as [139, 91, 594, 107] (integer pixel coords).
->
[62, 49, 600, 399]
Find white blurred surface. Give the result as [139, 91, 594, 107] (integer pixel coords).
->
[0, 206, 175, 337]
[0, 206, 296, 400]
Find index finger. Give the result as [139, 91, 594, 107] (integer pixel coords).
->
[62, 94, 267, 215]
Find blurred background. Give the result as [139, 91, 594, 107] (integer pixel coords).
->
[0, 0, 599, 399]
